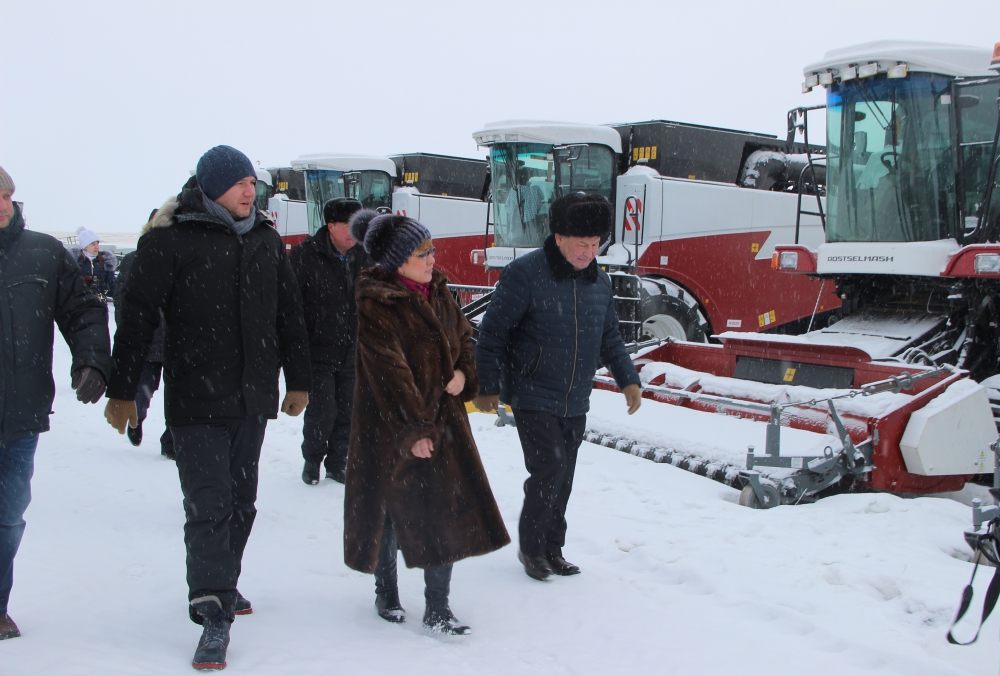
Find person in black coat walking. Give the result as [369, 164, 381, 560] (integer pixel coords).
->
[112, 209, 174, 457]
[474, 192, 642, 582]
[103, 146, 312, 670]
[0, 165, 111, 642]
[69, 227, 116, 300]
[289, 198, 373, 485]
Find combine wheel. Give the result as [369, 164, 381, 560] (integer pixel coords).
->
[738, 484, 781, 509]
[639, 278, 709, 343]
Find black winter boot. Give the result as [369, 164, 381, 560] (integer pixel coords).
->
[423, 605, 471, 635]
[545, 548, 581, 576]
[518, 550, 553, 581]
[326, 467, 346, 484]
[301, 459, 321, 485]
[234, 591, 252, 616]
[190, 596, 231, 670]
[375, 590, 405, 623]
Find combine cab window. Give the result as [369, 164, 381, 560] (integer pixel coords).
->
[302, 170, 392, 236]
[490, 143, 614, 248]
[254, 181, 270, 212]
[826, 74, 958, 243]
[957, 80, 1000, 233]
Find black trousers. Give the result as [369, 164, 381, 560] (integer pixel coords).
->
[135, 361, 174, 453]
[512, 409, 586, 557]
[171, 416, 267, 617]
[374, 515, 453, 610]
[300, 365, 354, 473]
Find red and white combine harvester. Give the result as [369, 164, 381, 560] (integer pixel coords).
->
[257, 153, 489, 270]
[475, 42, 1000, 508]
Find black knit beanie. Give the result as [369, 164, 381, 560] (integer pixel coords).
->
[349, 209, 431, 271]
[195, 145, 256, 201]
[324, 198, 362, 225]
[549, 192, 612, 238]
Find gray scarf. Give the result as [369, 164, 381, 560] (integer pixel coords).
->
[201, 193, 257, 236]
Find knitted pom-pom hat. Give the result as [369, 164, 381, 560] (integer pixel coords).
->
[350, 209, 431, 271]
[549, 192, 612, 238]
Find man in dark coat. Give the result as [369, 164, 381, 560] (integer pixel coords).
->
[0, 165, 111, 641]
[289, 197, 372, 485]
[474, 192, 642, 582]
[103, 146, 311, 670]
[113, 210, 174, 457]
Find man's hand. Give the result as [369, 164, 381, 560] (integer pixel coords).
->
[445, 370, 466, 396]
[473, 394, 499, 413]
[281, 391, 309, 417]
[623, 383, 642, 415]
[411, 438, 434, 459]
[104, 398, 138, 434]
[72, 367, 106, 404]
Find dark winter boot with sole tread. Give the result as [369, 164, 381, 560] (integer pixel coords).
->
[518, 550, 553, 581]
[546, 551, 581, 576]
[190, 596, 231, 670]
[301, 459, 321, 485]
[234, 591, 252, 616]
[0, 613, 20, 639]
[423, 605, 470, 635]
[375, 591, 406, 623]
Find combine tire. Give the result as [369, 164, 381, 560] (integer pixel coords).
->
[639, 278, 709, 343]
[738, 484, 780, 509]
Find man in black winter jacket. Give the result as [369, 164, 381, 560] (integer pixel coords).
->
[289, 198, 372, 485]
[474, 192, 642, 582]
[103, 146, 311, 670]
[0, 165, 111, 641]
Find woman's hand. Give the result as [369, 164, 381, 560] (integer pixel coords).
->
[411, 438, 434, 458]
[445, 370, 466, 396]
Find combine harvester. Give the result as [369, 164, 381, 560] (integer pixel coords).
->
[590, 40, 1000, 508]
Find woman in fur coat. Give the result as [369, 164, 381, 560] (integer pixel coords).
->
[344, 210, 509, 635]
[70, 227, 116, 300]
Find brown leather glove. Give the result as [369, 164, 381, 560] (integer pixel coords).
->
[104, 398, 138, 434]
[623, 383, 642, 415]
[281, 390, 309, 417]
[473, 394, 499, 413]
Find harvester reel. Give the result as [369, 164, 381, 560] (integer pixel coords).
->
[639, 278, 709, 343]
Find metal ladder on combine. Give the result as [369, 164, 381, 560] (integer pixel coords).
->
[787, 106, 827, 243]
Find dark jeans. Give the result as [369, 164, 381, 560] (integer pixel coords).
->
[512, 409, 586, 557]
[301, 365, 354, 473]
[0, 434, 40, 615]
[170, 417, 267, 618]
[374, 515, 452, 610]
[135, 361, 174, 454]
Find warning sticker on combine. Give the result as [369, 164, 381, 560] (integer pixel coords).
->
[758, 310, 776, 327]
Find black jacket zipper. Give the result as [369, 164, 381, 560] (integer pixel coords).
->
[565, 279, 578, 417]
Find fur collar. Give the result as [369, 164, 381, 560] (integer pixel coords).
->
[356, 265, 450, 305]
[543, 234, 598, 283]
[69, 247, 117, 272]
[150, 177, 272, 231]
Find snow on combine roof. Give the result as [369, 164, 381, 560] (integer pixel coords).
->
[472, 120, 623, 153]
[290, 154, 397, 175]
[804, 40, 995, 81]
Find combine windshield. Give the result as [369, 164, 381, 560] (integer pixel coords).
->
[302, 170, 392, 235]
[490, 143, 615, 248]
[826, 74, 958, 243]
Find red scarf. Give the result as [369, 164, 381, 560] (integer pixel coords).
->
[393, 272, 430, 299]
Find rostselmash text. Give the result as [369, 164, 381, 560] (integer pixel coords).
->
[825, 255, 895, 263]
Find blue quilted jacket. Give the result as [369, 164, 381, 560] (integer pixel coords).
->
[475, 236, 640, 417]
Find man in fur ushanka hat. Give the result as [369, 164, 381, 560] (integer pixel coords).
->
[474, 191, 642, 582]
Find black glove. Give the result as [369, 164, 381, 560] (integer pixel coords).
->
[71, 367, 106, 404]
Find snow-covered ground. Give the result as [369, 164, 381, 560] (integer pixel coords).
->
[3, 330, 1000, 675]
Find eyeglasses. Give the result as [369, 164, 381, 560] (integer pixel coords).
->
[412, 247, 436, 260]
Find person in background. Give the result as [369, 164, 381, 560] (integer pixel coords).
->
[344, 209, 509, 635]
[113, 209, 174, 457]
[103, 146, 311, 670]
[70, 227, 116, 300]
[0, 165, 111, 641]
[474, 192, 642, 582]
[289, 198, 372, 485]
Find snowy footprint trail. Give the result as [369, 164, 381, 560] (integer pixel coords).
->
[2, 333, 999, 675]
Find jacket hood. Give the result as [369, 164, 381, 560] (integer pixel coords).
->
[151, 176, 272, 232]
[356, 266, 450, 305]
[69, 247, 116, 272]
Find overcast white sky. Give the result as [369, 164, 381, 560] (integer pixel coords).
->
[1, 0, 997, 233]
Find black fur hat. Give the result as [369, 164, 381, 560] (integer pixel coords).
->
[350, 209, 431, 271]
[549, 192, 612, 238]
[323, 198, 362, 225]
